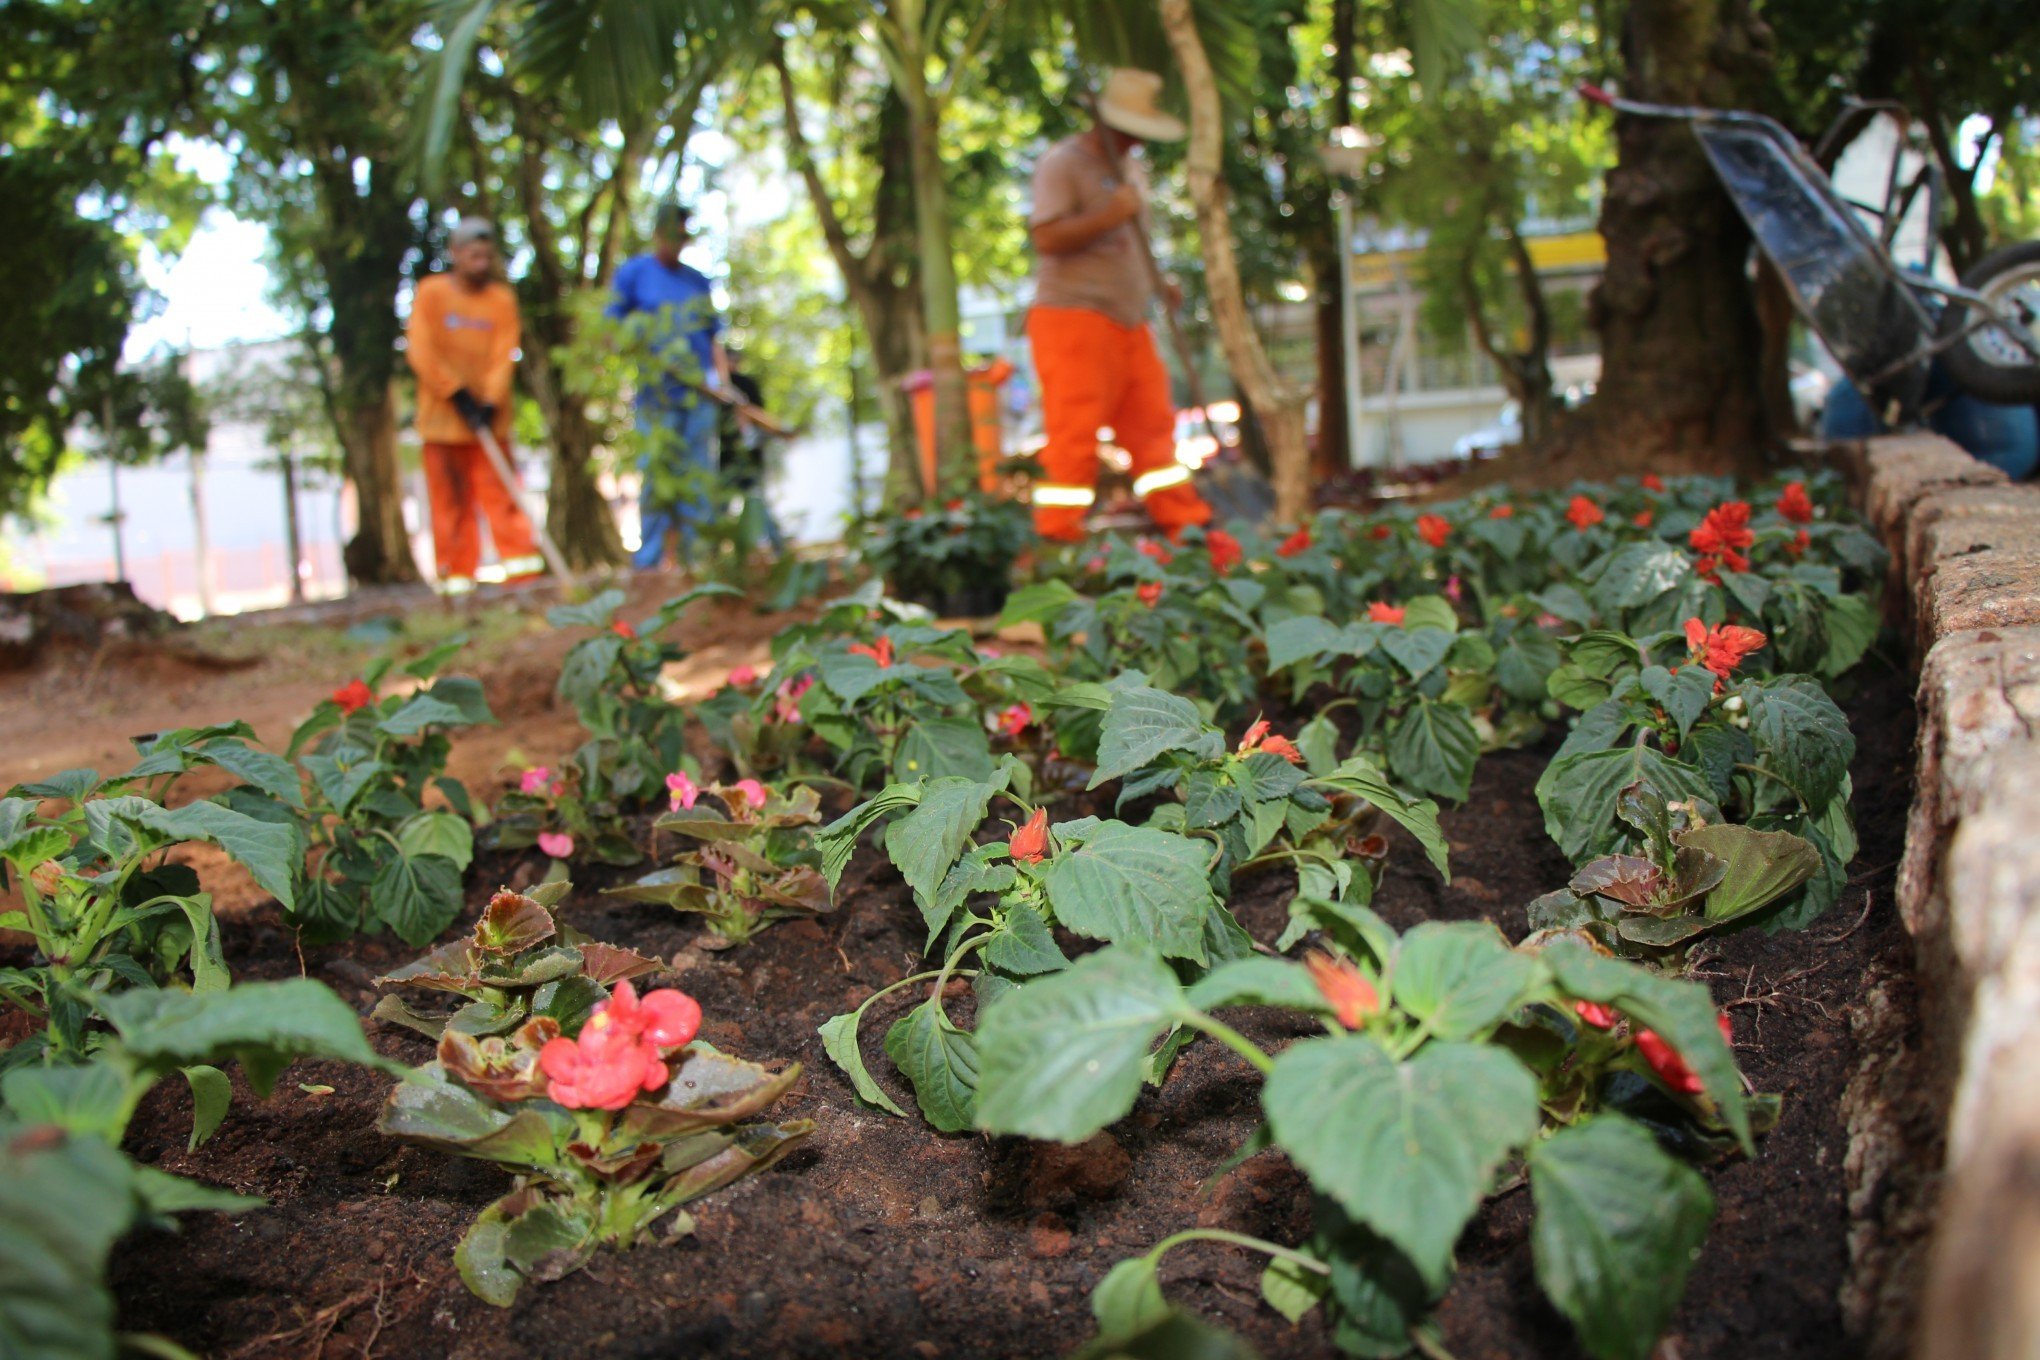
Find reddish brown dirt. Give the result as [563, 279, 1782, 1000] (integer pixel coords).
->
[0, 589, 1915, 1360]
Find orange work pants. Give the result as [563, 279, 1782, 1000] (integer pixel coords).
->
[1026, 306, 1211, 542]
[422, 442, 544, 586]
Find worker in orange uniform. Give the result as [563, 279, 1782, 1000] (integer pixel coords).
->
[405, 217, 545, 593]
[1025, 69, 1212, 542]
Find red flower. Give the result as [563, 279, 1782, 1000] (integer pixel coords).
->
[1416, 514, 1451, 549]
[1565, 495, 1604, 531]
[1367, 601, 1405, 624]
[1642, 473, 1666, 493]
[1207, 529, 1244, 573]
[1635, 1014, 1734, 1097]
[1009, 807, 1050, 864]
[1369, 524, 1393, 541]
[1788, 528, 1811, 556]
[611, 620, 638, 640]
[332, 679, 375, 714]
[1137, 581, 1163, 606]
[1573, 1000, 1619, 1030]
[1277, 528, 1312, 558]
[1633, 508, 1655, 529]
[1237, 719, 1304, 764]
[538, 981, 702, 1111]
[1689, 501, 1754, 577]
[848, 635, 895, 668]
[997, 703, 1032, 738]
[1683, 617, 1767, 682]
[1305, 952, 1379, 1028]
[1487, 504, 1514, 520]
[1776, 481, 1815, 524]
[1137, 538, 1174, 566]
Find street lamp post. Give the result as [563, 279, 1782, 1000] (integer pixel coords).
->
[1321, 127, 1374, 468]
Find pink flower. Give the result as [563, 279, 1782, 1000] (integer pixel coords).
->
[730, 779, 768, 810]
[538, 981, 702, 1111]
[728, 664, 758, 687]
[779, 673, 815, 701]
[519, 766, 553, 795]
[538, 832, 574, 859]
[1444, 575, 1463, 603]
[997, 703, 1032, 738]
[666, 771, 699, 811]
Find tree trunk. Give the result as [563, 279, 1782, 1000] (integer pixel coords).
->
[899, 68, 970, 502]
[1562, 0, 1775, 476]
[1159, 0, 1313, 524]
[1315, 0, 1358, 477]
[333, 388, 416, 584]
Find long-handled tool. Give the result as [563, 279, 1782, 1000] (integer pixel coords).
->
[471, 425, 574, 583]
[683, 380, 802, 440]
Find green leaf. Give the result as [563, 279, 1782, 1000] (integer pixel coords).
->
[997, 579, 1081, 627]
[1390, 923, 1537, 1040]
[1090, 686, 1223, 788]
[974, 947, 1189, 1142]
[376, 692, 476, 737]
[121, 801, 300, 911]
[819, 1009, 909, 1118]
[1261, 1255, 1328, 1324]
[1819, 592, 1879, 677]
[1041, 822, 1214, 961]
[397, 811, 474, 872]
[370, 852, 465, 948]
[302, 752, 386, 816]
[1265, 615, 1340, 671]
[886, 776, 1004, 907]
[1639, 665, 1714, 742]
[1378, 627, 1455, 680]
[1676, 823, 1821, 924]
[181, 1065, 232, 1149]
[1543, 942, 1750, 1152]
[1182, 768, 1243, 829]
[1741, 677, 1854, 809]
[201, 740, 303, 808]
[0, 1126, 140, 1360]
[1529, 1115, 1715, 1360]
[1384, 699, 1480, 803]
[1315, 758, 1451, 879]
[1536, 746, 1714, 863]
[98, 978, 382, 1091]
[0, 1062, 132, 1141]
[1262, 1035, 1539, 1287]
[1092, 1255, 1172, 1341]
[0, 826, 70, 874]
[983, 903, 1069, 977]
[1497, 628, 1562, 704]
[546, 587, 626, 629]
[891, 716, 995, 785]
[1186, 956, 1328, 1013]
[1590, 542, 1689, 613]
[1400, 596, 1459, 632]
[884, 997, 980, 1133]
[816, 784, 923, 890]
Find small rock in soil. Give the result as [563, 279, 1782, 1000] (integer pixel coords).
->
[1021, 1131, 1133, 1209]
[1029, 1213, 1074, 1259]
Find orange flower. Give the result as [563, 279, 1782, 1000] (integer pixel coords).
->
[1689, 501, 1754, 577]
[1137, 581, 1163, 606]
[1367, 601, 1405, 624]
[1137, 538, 1174, 566]
[1416, 514, 1451, 549]
[1369, 524, 1393, 541]
[1277, 527, 1312, 558]
[1207, 529, 1244, 573]
[1487, 504, 1514, 519]
[1642, 473, 1666, 492]
[1565, 495, 1604, 530]
[1008, 807, 1050, 863]
[1305, 952, 1379, 1028]
[611, 620, 639, 640]
[848, 635, 895, 668]
[1633, 508, 1655, 529]
[1788, 528, 1811, 556]
[1635, 1013, 1734, 1096]
[1237, 719, 1304, 764]
[1573, 1000, 1619, 1030]
[1776, 481, 1815, 524]
[1683, 617, 1767, 682]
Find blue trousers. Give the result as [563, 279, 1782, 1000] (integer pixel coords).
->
[633, 400, 720, 569]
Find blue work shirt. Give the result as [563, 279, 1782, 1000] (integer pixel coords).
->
[607, 254, 723, 411]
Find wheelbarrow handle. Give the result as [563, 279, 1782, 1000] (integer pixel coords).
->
[1575, 81, 1779, 131]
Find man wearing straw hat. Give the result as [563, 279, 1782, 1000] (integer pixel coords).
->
[1025, 68, 1212, 543]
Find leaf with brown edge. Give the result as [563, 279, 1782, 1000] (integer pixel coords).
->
[1660, 846, 1728, 911]
[572, 941, 661, 987]
[475, 890, 556, 953]
[615, 1046, 803, 1141]
[437, 1021, 555, 1102]
[376, 940, 484, 992]
[1568, 856, 1660, 908]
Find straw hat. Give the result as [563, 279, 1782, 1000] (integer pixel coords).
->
[1094, 69, 1186, 143]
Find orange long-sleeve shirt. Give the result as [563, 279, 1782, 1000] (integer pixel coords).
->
[406, 273, 520, 445]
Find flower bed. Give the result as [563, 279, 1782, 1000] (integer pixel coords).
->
[1, 466, 1925, 1359]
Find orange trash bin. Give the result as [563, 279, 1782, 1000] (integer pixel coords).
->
[907, 360, 1017, 496]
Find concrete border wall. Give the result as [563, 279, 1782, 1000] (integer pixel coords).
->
[1828, 434, 2040, 1358]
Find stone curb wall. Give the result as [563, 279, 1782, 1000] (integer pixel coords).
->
[1829, 434, 2040, 1358]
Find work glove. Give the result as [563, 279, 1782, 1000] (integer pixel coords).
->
[451, 387, 490, 433]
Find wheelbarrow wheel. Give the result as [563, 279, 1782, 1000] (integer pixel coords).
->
[1936, 240, 2040, 405]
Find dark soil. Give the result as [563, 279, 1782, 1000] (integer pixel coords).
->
[98, 664, 1918, 1360]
